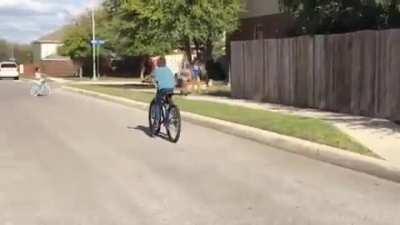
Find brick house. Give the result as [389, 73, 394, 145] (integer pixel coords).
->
[226, 0, 294, 79]
[230, 0, 294, 42]
[31, 29, 78, 77]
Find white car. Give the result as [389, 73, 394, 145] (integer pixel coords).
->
[0, 61, 19, 80]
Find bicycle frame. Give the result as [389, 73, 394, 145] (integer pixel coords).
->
[159, 93, 173, 126]
[31, 81, 50, 96]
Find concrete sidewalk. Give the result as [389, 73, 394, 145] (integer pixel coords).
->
[184, 95, 400, 166]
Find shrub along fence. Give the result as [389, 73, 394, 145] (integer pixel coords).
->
[230, 29, 400, 121]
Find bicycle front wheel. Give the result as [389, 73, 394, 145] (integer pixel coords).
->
[41, 84, 51, 96]
[166, 105, 181, 143]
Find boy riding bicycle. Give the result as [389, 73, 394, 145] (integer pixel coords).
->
[153, 56, 176, 128]
[31, 66, 50, 96]
[34, 67, 45, 82]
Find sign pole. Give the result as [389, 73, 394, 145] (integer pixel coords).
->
[91, 7, 97, 80]
[97, 44, 100, 78]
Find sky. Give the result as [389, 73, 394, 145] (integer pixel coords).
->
[0, 0, 98, 43]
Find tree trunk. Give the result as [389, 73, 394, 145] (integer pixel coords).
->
[204, 39, 213, 62]
[140, 57, 146, 80]
[194, 40, 201, 61]
[74, 60, 83, 79]
[203, 39, 214, 86]
[79, 66, 83, 79]
[184, 39, 192, 64]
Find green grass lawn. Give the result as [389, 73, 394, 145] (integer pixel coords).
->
[69, 84, 375, 157]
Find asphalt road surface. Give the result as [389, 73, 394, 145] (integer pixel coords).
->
[0, 80, 399, 225]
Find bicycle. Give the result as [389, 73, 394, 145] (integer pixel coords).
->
[30, 79, 51, 97]
[148, 90, 181, 143]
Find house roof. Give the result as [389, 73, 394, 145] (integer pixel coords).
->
[42, 54, 71, 61]
[33, 28, 67, 44]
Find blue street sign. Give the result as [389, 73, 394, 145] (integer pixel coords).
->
[91, 40, 106, 45]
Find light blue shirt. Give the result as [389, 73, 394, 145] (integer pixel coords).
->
[154, 67, 175, 90]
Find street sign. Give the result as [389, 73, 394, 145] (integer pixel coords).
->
[91, 40, 106, 45]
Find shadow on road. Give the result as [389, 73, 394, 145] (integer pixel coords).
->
[128, 125, 152, 137]
[128, 125, 171, 142]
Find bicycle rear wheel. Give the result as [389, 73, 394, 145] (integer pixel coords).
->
[41, 84, 51, 96]
[148, 99, 160, 136]
[166, 105, 181, 143]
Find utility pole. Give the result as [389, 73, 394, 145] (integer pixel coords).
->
[95, 40, 105, 78]
[91, 6, 97, 80]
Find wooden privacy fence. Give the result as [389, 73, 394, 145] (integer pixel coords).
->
[231, 29, 400, 121]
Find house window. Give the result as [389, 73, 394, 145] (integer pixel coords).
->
[254, 24, 264, 40]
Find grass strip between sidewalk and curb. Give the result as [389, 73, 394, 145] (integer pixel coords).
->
[67, 84, 376, 157]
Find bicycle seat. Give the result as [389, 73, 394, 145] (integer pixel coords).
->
[165, 90, 174, 95]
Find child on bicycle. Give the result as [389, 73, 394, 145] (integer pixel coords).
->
[32, 66, 49, 96]
[34, 67, 46, 84]
[153, 56, 176, 128]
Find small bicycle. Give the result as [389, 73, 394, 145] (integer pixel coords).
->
[30, 79, 51, 97]
[148, 90, 181, 143]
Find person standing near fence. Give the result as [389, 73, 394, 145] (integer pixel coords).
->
[192, 59, 201, 82]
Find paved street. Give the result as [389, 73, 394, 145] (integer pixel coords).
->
[0, 80, 399, 225]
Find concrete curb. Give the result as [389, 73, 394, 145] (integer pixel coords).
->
[49, 77, 151, 86]
[48, 77, 72, 84]
[63, 86, 400, 183]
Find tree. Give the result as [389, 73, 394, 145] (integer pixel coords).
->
[14, 44, 33, 64]
[186, 0, 243, 62]
[61, 0, 243, 79]
[0, 39, 33, 64]
[383, 0, 400, 27]
[103, 0, 243, 63]
[59, 19, 91, 77]
[102, 0, 180, 79]
[102, 0, 177, 57]
[279, 0, 399, 35]
[0, 40, 11, 61]
[59, 10, 110, 76]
